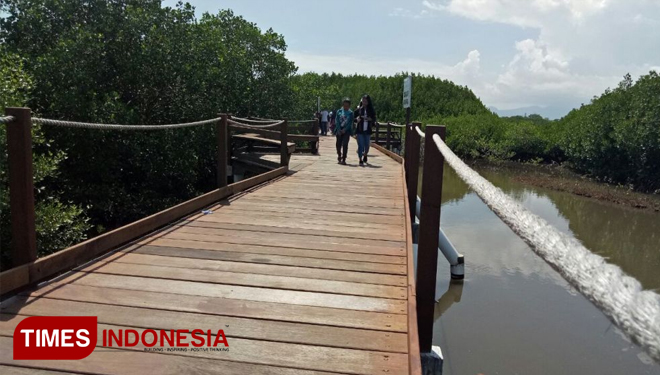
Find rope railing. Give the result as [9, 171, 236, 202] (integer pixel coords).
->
[425, 131, 660, 362]
[415, 126, 426, 138]
[385, 121, 407, 128]
[30, 117, 221, 130]
[227, 118, 284, 129]
[230, 116, 282, 125]
[0, 116, 16, 124]
[2, 106, 292, 294]
[246, 116, 279, 122]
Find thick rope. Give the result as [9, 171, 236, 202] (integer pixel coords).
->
[227, 118, 284, 129]
[230, 116, 282, 125]
[31, 117, 221, 130]
[0, 116, 16, 124]
[431, 133, 660, 362]
[415, 126, 426, 138]
[389, 122, 407, 128]
[377, 121, 406, 128]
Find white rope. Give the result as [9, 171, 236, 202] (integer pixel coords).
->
[32, 117, 221, 130]
[227, 119, 284, 129]
[376, 121, 406, 128]
[0, 116, 15, 124]
[431, 133, 660, 362]
[415, 126, 426, 138]
[230, 116, 282, 125]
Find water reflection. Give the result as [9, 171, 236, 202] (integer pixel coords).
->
[476, 167, 660, 291]
[427, 165, 660, 374]
[434, 280, 464, 320]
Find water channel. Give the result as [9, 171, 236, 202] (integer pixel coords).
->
[424, 165, 660, 374]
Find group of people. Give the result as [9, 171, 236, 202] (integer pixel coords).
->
[317, 94, 376, 166]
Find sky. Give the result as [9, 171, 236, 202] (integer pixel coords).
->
[165, 0, 660, 119]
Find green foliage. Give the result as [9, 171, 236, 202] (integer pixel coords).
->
[1, 0, 656, 270]
[288, 73, 489, 122]
[0, 46, 90, 268]
[561, 72, 660, 191]
[1, 0, 297, 232]
[425, 72, 659, 192]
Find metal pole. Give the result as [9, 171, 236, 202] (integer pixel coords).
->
[416, 125, 446, 353]
[217, 114, 228, 188]
[5, 107, 37, 267]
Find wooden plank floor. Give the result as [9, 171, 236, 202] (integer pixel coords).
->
[0, 136, 414, 375]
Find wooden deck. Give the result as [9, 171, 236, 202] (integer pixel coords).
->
[0, 137, 418, 374]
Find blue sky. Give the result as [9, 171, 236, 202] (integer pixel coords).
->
[165, 0, 660, 119]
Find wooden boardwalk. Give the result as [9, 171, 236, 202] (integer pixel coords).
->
[1, 137, 418, 374]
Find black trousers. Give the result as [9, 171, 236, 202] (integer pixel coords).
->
[336, 132, 350, 160]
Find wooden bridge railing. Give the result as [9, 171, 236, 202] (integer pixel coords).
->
[244, 116, 320, 154]
[370, 122, 448, 358]
[373, 121, 405, 154]
[0, 108, 291, 297]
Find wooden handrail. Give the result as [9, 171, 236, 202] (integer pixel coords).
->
[0, 166, 288, 297]
[0, 109, 293, 298]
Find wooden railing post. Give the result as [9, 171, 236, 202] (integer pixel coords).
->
[280, 120, 288, 167]
[375, 122, 380, 144]
[217, 114, 228, 188]
[386, 122, 392, 150]
[311, 118, 320, 154]
[416, 125, 446, 353]
[405, 122, 422, 223]
[5, 107, 37, 267]
[404, 122, 413, 196]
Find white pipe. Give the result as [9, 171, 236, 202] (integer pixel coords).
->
[415, 196, 465, 279]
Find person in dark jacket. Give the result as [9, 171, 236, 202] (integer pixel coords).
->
[355, 94, 376, 166]
[334, 98, 354, 165]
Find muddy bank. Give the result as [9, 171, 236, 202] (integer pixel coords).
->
[467, 159, 660, 212]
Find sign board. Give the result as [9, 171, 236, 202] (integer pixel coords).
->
[403, 76, 412, 108]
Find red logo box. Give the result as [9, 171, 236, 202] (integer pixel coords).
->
[14, 316, 97, 360]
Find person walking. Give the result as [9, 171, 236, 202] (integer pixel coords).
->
[334, 98, 354, 165]
[320, 109, 329, 136]
[355, 94, 376, 166]
[328, 110, 336, 134]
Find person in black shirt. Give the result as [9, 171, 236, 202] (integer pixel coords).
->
[355, 94, 376, 166]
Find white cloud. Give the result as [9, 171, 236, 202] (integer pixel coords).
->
[422, 0, 610, 28]
[417, 0, 660, 113]
[389, 6, 434, 18]
[485, 39, 619, 109]
[421, 0, 445, 11]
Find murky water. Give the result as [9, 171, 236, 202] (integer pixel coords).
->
[423, 165, 660, 374]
